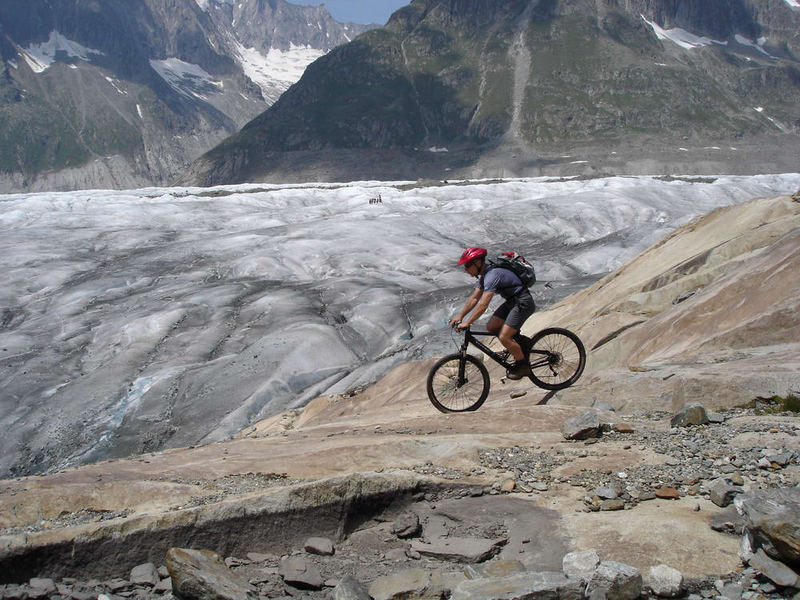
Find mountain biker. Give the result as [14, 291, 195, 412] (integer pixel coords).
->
[448, 247, 535, 380]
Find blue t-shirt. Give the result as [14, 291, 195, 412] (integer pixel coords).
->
[477, 267, 525, 300]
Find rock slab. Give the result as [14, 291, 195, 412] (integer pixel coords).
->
[166, 548, 256, 600]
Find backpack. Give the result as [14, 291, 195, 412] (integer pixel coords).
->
[488, 251, 536, 287]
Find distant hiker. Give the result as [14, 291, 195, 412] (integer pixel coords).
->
[449, 247, 535, 379]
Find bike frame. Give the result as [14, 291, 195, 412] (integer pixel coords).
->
[459, 329, 553, 374]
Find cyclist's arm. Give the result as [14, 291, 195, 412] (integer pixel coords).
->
[450, 288, 482, 327]
[459, 290, 495, 328]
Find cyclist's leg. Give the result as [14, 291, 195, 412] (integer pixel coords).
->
[487, 300, 512, 335]
[502, 294, 536, 361]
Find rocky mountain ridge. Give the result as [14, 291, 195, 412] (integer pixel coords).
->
[0, 0, 374, 192]
[181, 0, 800, 185]
[1, 191, 799, 591]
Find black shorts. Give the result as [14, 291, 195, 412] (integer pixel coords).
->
[492, 291, 535, 331]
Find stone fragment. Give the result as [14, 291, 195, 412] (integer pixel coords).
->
[648, 564, 683, 597]
[368, 569, 445, 600]
[707, 479, 741, 507]
[586, 561, 642, 600]
[245, 553, 274, 563]
[155, 578, 173, 593]
[166, 547, 256, 600]
[409, 537, 508, 563]
[600, 499, 625, 511]
[333, 575, 371, 600]
[304, 537, 335, 556]
[735, 487, 800, 567]
[29, 579, 57, 594]
[130, 563, 160, 587]
[500, 479, 516, 493]
[612, 422, 634, 433]
[392, 512, 422, 539]
[562, 412, 601, 440]
[451, 571, 582, 600]
[562, 549, 600, 582]
[279, 557, 324, 590]
[749, 549, 800, 588]
[510, 391, 527, 399]
[655, 487, 680, 499]
[670, 403, 710, 427]
[595, 486, 619, 500]
[465, 559, 527, 579]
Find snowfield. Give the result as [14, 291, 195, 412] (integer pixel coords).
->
[1, 174, 799, 477]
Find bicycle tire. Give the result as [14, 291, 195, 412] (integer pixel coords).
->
[426, 353, 490, 413]
[527, 327, 586, 391]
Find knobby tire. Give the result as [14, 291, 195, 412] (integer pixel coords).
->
[527, 327, 586, 390]
[426, 353, 490, 413]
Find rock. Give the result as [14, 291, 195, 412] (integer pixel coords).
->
[466, 560, 527, 579]
[562, 549, 600, 582]
[29, 579, 57, 594]
[510, 391, 527, 399]
[735, 487, 800, 567]
[333, 575, 371, 600]
[166, 548, 256, 600]
[562, 412, 602, 440]
[749, 549, 800, 588]
[155, 578, 174, 593]
[595, 486, 619, 500]
[612, 422, 634, 433]
[245, 553, 274, 563]
[279, 557, 324, 590]
[368, 569, 445, 600]
[304, 537, 335, 556]
[500, 479, 516, 493]
[451, 571, 583, 600]
[600, 499, 626, 511]
[392, 512, 422, 539]
[586, 561, 643, 600]
[670, 403, 710, 427]
[409, 537, 508, 563]
[707, 479, 741, 507]
[655, 487, 680, 500]
[648, 564, 683, 597]
[130, 563, 161, 587]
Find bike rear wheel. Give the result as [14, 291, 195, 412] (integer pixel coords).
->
[527, 328, 586, 391]
[427, 353, 490, 413]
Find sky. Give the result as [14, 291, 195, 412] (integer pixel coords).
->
[288, 0, 411, 24]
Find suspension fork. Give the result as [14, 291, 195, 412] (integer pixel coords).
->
[457, 331, 472, 385]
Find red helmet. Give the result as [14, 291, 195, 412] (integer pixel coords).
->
[458, 247, 487, 266]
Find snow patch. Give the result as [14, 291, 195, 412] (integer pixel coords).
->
[641, 16, 727, 50]
[150, 58, 223, 100]
[427, 147, 449, 153]
[136, 104, 143, 119]
[784, 0, 800, 8]
[234, 42, 324, 102]
[20, 31, 104, 73]
[735, 34, 774, 57]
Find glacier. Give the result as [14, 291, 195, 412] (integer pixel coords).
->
[1, 173, 799, 477]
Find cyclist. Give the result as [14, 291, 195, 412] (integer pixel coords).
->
[449, 247, 535, 379]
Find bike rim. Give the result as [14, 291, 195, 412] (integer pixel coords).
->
[530, 333, 582, 386]
[430, 359, 485, 411]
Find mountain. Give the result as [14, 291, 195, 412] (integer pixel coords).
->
[0, 0, 374, 193]
[181, 0, 800, 186]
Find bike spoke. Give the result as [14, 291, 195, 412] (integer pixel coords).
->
[529, 332, 583, 386]
[430, 360, 485, 411]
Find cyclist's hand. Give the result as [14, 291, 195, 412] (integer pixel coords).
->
[455, 322, 469, 332]
[448, 318, 460, 329]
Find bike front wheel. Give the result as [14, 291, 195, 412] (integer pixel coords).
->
[426, 353, 490, 413]
[528, 328, 586, 391]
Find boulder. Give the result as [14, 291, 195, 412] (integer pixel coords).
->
[392, 512, 422, 539]
[670, 403, 709, 427]
[166, 548, 256, 600]
[707, 479, 741, 508]
[304, 537, 335, 556]
[28, 579, 56, 594]
[465, 560, 527, 579]
[130, 563, 161, 587]
[735, 487, 800, 567]
[368, 569, 445, 600]
[648, 564, 683, 597]
[333, 575, 371, 600]
[562, 549, 600, 583]
[279, 556, 324, 590]
[586, 561, 642, 600]
[409, 537, 508, 563]
[451, 571, 583, 600]
[562, 412, 601, 440]
[749, 549, 800, 588]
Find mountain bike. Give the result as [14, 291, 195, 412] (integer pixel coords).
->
[426, 327, 586, 413]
